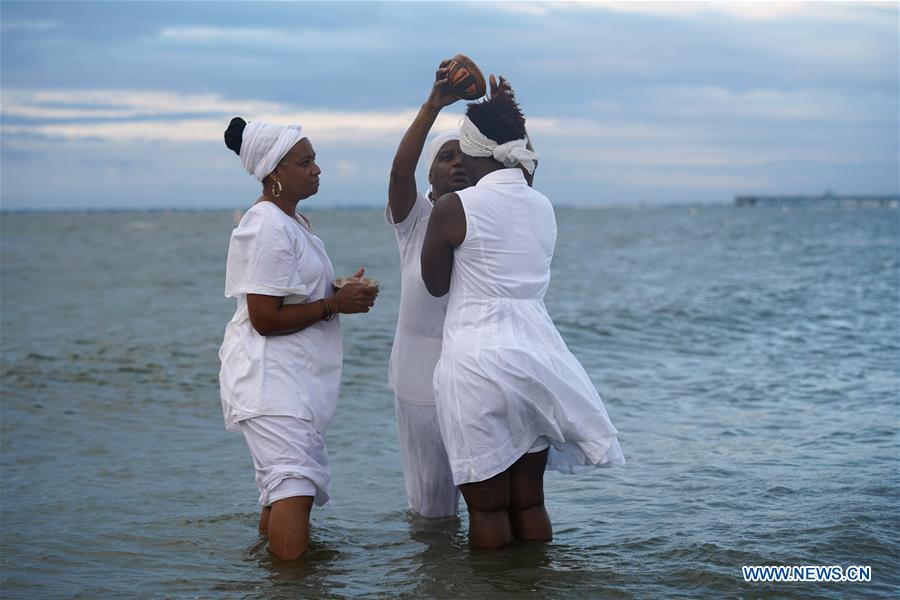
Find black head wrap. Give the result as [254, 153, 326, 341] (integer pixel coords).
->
[224, 117, 247, 155]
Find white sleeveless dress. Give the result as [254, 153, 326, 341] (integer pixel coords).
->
[433, 168, 625, 485]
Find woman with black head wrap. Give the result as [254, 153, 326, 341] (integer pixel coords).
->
[220, 118, 379, 559]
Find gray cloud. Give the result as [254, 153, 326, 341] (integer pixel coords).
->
[0, 0, 896, 210]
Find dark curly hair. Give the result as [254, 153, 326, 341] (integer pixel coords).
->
[465, 92, 527, 145]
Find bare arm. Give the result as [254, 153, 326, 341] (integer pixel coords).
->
[247, 268, 378, 336]
[247, 295, 333, 336]
[388, 59, 459, 223]
[421, 193, 467, 297]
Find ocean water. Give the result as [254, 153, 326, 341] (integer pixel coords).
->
[1, 205, 898, 598]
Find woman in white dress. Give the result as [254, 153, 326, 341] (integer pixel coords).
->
[219, 117, 379, 559]
[421, 79, 624, 549]
[385, 59, 472, 519]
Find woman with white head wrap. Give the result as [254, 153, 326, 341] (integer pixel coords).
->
[220, 117, 379, 559]
[422, 76, 624, 549]
[383, 59, 474, 520]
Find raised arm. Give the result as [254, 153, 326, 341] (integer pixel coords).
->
[388, 59, 460, 223]
[421, 193, 467, 297]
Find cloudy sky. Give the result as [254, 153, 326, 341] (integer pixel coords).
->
[1, 1, 897, 210]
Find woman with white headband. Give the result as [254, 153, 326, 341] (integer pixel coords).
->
[421, 78, 625, 549]
[219, 118, 379, 559]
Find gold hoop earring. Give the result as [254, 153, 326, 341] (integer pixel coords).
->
[272, 180, 283, 198]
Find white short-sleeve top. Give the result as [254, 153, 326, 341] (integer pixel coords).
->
[218, 201, 342, 433]
[385, 192, 449, 405]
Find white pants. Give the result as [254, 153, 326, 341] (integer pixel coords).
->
[395, 397, 459, 518]
[239, 416, 329, 507]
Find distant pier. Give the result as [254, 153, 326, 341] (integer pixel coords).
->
[736, 192, 899, 208]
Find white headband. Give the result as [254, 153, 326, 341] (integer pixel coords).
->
[240, 121, 305, 182]
[459, 115, 539, 174]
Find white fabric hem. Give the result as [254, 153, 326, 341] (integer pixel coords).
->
[395, 396, 459, 518]
[225, 283, 309, 299]
[392, 390, 437, 407]
[262, 473, 319, 506]
[225, 409, 315, 433]
[450, 433, 625, 486]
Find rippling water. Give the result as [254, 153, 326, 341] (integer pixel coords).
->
[2, 205, 898, 598]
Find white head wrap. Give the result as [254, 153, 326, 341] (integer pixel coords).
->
[424, 131, 460, 177]
[422, 131, 461, 200]
[459, 115, 539, 174]
[240, 121, 305, 182]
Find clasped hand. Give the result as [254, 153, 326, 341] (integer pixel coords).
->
[333, 267, 378, 314]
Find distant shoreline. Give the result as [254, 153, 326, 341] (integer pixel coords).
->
[1, 204, 700, 214]
[7, 200, 898, 215]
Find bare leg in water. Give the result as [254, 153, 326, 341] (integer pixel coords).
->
[459, 468, 513, 549]
[509, 449, 552, 541]
[459, 448, 552, 549]
[257, 496, 314, 560]
[258, 505, 271, 536]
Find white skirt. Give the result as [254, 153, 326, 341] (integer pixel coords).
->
[435, 301, 625, 485]
[239, 416, 330, 507]
[395, 396, 459, 518]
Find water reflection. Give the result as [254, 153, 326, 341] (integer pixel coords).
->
[399, 510, 621, 598]
[222, 530, 351, 598]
